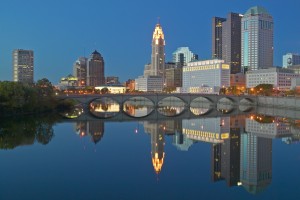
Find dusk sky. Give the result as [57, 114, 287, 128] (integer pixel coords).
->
[0, 0, 299, 84]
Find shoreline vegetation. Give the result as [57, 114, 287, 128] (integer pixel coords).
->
[0, 78, 74, 117]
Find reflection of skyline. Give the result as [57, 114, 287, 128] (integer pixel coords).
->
[75, 121, 104, 144]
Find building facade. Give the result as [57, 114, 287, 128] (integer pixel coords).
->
[172, 47, 198, 67]
[12, 49, 34, 84]
[165, 67, 182, 88]
[87, 50, 105, 86]
[241, 6, 274, 72]
[135, 76, 163, 92]
[182, 59, 230, 94]
[73, 57, 87, 86]
[246, 67, 300, 90]
[283, 53, 300, 68]
[222, 13, 242, 74]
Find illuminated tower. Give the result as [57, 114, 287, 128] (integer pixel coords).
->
[150, 22, 165, 77]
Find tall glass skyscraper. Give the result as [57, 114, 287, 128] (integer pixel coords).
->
[241, 6, 274, 72]
[12, 49, 34, 84]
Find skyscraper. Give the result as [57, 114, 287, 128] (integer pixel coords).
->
[241, 6, 274, 72]
[87, 50, 105, 86]
[212, 17, 226, 59]
[172, 47, 198, 67]
[147, 22, 165, 77]
[12, 49, 34, 84]
[73, 57, 87, 86]
[222, 13, 242, 74]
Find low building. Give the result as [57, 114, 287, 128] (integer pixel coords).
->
[230, 73, 245, 89]
[181, 59, 230, 93]
[106, 76, 120, 84]
[135, 76, 163, 92]
[124, 79, 135, 92]
[246, 67, 300, 90]
[59, 75, 78, 90]
[165, 67, 182, 88]
[95, 85, 126, 94]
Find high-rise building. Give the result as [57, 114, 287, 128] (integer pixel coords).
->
[148, 23, 165, 77]
[222, 13, 242, 74]
[212, 17, 226, 59]
[241, 6, 274, 72]
[12, 49, 34, 84]
[73, 57, 87, 86]
[283, 53, 300, 68]
[172, 47, 198, 67]
[87, 50, 105, 86]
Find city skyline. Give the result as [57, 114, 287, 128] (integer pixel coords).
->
[0, 0, 299, 83]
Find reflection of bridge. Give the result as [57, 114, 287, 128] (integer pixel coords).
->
[64, 105, 255, 122]
[58, 93, 257, 107]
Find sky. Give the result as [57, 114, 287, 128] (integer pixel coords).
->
[0, 0, 300, 84]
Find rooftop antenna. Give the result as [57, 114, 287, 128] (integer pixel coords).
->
[157, 16, 160, 24]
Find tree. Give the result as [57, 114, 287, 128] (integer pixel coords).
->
[36, 78, 54, 97]
[101, 87, 109, 94]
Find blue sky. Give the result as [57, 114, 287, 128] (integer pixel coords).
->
[0, 0, 299, 84]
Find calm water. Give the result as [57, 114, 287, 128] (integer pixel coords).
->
[1, 99, 300, 200]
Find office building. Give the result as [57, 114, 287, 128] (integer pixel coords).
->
[106, 76, 120, 85]
[172, 47, 198, 67]
[87, 50, 105, 86]
[73, 57, 87, 86]
[246, 67, 300, 90]
[241, 6, 274, 72]
[181, 59, 230, 94]
[135, 75, 163, 92]
[212, 17, 226, 59]
[165, 67, 182, 88]
[222, 13, 242, 74]
[283, 53, 300, 68]
[12, 49, 34, 84]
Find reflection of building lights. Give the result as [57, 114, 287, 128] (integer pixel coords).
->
[135, 128, 138, 134]
[237, 182, 242, 186]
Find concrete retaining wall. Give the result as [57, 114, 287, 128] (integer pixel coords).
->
[258, 96, 300, 110]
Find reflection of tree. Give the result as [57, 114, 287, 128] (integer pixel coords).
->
[0, 114, 60, 149]
[101, 103, 109, 111]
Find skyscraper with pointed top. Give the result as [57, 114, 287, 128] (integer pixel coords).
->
[145, 22, 165, 77]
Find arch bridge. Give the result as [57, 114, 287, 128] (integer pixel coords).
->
[58, 93, 257, 108]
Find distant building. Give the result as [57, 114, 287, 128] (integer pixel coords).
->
[12, 49, 34, 84]
[95, 85, 126, 94]
[59, 75, 78, 90]
[212, 17, 226, 59]
[172, 47, 198, 67]
[165, 67, 182, 88]
[87, 50, 105, 86]
[73, 57, 87, 86]
[283, 53, 300, 68]
[246, 67, 300, 90]
[230, 73, 245, 89]
[124, 79, 135, 92]
[182, 59, 230, 94]
[135, 76, 163, 92]
[106, 76, 120, 85]
[241, 6, 274, 72]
